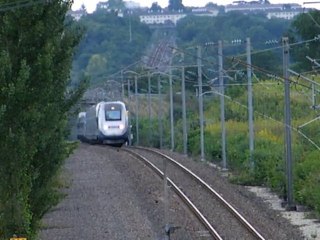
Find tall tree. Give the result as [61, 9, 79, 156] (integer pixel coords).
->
[168, 0, 184, 11]
[150, 2, 162, 12]
[107, 0, 126, 11]
[289, 10, 320, 71]
[0, 0, 85, 238]
[72, 11, 151, 85]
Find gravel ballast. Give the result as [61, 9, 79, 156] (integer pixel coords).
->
[151, 148, 305, 240]
[39, 144, 158, 239]
[39, 144, 204, 239]
[39, 144, 307, 239]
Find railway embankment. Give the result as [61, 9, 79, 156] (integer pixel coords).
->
[39, 144, 308, 239]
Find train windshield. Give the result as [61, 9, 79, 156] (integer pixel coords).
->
[105, 110, 121, 121]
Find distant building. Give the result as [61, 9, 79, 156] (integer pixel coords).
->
[139, 6, 220, 25]
[266, 8, 303, 20]
[125, 1, 140, 9]
[97, 2, 108, 10]
[97, 1, 140, 11]
[191, 7, 219, 17]
[72, 0, 309, 24]
[96, 2, 124, 17]
[139, 10, 186, 25]
[68, 9, 87, 21]
[225, 1, 305, 20]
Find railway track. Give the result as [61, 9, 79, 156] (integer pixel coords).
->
[147, 37, 175, 69]
[122, 146, 266, 240]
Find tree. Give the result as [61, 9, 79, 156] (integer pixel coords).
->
[150, 2, 162, 12]
[86, 54, 108, 84]
[108, 0, 126, 12]
[0, 1, 86, 238]
[72, 11, 152, 86]
[168, 0, 184, 11]
[289, 10, 320, 71]
[205, 2, 218, 8]
[176, 12, 289, 79]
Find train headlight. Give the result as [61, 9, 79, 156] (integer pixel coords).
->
[119, 124, 125, 130]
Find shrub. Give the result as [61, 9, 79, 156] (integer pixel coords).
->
[295, 150, 320, 216]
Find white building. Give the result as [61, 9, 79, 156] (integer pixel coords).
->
[68, 9, 87, 21]
[225, 2, 304, 19]
[225, 2, 301, 12]
[140, 11, 186, 25]
[191, 7, 219, 17]
[139, 6, 220, 25]
[125, 1, 140, 9]
[266, 9, 303, 20]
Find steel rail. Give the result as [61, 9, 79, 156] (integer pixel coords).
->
[133, 146, 266, 240]
[122, 147, 223, 240]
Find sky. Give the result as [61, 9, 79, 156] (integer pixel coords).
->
[72, 0, 320, 13]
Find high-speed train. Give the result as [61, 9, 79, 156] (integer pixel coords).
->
[77, 101, 130, 146]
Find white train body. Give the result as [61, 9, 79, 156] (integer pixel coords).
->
[77, 101, 129, 146]
[76, 112, 86, 141]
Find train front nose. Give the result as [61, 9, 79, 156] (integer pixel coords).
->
[102, 123, 126, 135]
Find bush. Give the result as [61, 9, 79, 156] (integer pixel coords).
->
[295, 150, 320, 216]
[252, 138, 285, 195]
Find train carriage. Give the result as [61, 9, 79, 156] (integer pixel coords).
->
[77, 101, 130, 146]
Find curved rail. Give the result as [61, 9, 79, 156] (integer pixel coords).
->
[131, 146, 266, 240]
[122, 147, 223, 240]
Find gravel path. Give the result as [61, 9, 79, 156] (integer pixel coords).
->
[38, 144, 159, 239]
[38, 144, 205, 240]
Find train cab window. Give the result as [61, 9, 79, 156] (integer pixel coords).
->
[106, 110, 121, 121]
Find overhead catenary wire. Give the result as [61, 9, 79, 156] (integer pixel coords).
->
[117, 35, 320, 90]
[202, 89, 320, 150]
[100, 37, 320, 150]
[175, 34, 320, 88]
[0, 0, 52, 12]
[303, 7, 320, 29]
[170, 46, 314, 91]
[170, 40, 320, 150]
[105, 36, 320, 96]
[227, 56, 320, 92]
[172, 34, 320, 64]
[175, 33, 320, 61]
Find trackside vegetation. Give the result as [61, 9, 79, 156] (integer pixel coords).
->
[135, 77, 320, 217]
[1, 4, 313, 238]
[172, 11, 320, 218]
[204, 82, 319, 214]
[0, 1, 86, 239]
[134, 11, 320, 218]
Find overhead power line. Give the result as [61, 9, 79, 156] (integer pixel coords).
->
[170, 34, 320, 90]
[203, 88, 320, 150]
[0, 0, 51, 12]
[303, 1, 320, 4]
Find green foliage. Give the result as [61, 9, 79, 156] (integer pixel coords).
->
[295, 151, 320, 216]
[170, 73, 320, 214]
[134, 9, 320, 219]
[0, 50, 34, 239]
[0, 1, 86, 238]
[0, 129, 33, 238]
[176, 12, 290, 72]
[72, 11, 151, 86]
[134, 118, 159, 147]
[177, 12, 290, 45]
[150, 2, 162, 12]
[85, 54, 108, 80]
[100, 0, 125, 11]
[289, 10, 320, 72]
[252, 132, 285, 194]
[168, 0, 184, 11]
